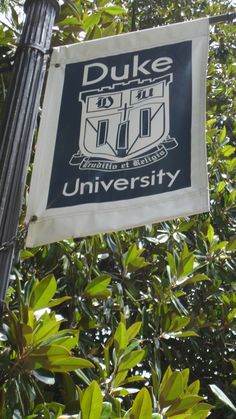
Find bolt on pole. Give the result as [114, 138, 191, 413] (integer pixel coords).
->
[0, 0, 59, 311]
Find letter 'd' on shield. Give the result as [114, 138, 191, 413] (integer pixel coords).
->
[75, 74, 173, 162]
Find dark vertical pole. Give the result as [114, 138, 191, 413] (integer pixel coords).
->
[0, 0, 59, 310]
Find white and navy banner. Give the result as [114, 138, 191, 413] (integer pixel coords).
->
[26, 18, 210, 247]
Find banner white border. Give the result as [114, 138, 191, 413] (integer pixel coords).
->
[26, 18, 210, 247]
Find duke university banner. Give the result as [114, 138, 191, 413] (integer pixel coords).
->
[26, 18, 210, 247]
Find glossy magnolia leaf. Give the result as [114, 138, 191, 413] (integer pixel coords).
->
[126, 322, 142, 342]
[32, 369, 55, 385]
[47, 296, 72, 308]
[29, 344, 70, 360]
[209, 384, 236, 412]
[173, 331, 199, 338]
[187, 380, 200, 395]
[100, 402, 112, 419]
[40, 329, 79, 348]
[102, 6, 126, 15]
[177, 253, 195, 279]
[20, 249, 35, 260]
[75, 368, 91, 386]
[207, 224, 214, 244]
[83, 13, 101, 31]
[180, 369, 190, 390]
[104, 337, 113, 376]
[48, 357, 94, 373]
[165, 315, 190, 333]
[121, 375, 145, 385]
[123, 244, 149, 272]
[114, 322, 128, 354]
[218, 125, 226, 143]
[58, 17, 82, 27]
[122, 340, 141, 358]
[166, 395, 203, 416]
[101, 22, 117, 37]
[84, 274, 111, 299]
[176, 274, 209, 287]
[97, 0, 110, 7]
[190, 402, 214, 418]
[221, 144, 235, 157]
[130, 387, 152, 419]
[160, 366, 172, 387]
[113, 387, 140, 397]
[159, 371, 184, 407]
[46, 335, 78, 351]
[112, 370, 128, 389]
[64, 0, 81, 17]
[33, 312, 62, 344]
[118, 350, 145, 372]
[81, 381, 103, 419]
[227, 308, 236, 321]
[29, 275, 57, 310]
[21, 323, 33, 346]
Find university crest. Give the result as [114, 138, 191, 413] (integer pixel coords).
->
[70, 73, 178, 171]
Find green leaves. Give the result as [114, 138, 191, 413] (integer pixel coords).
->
[123, 244, 149, 273]
[81, 381, 103, 419]
[158, 367, 212, 417]
[114, 322, 128, 354]
[104, 320, 145, 393]
[29, 275, 57, 310]
[209, 384, 236, 413]
[49, 357, 94, 373]
[160, 313, 198, 340]
[23, 340, 93, 372]
[118, 350, 145, 372]
[159, 370, 184, 407]
[83, 13, 101, 31]
[126, 322, 142, 342]
[176, 243, 195, 279]
[102, 6, 127, 16]
[130, 388, 152, 419]
[84, 274, 111, 299]
[28, 275, 71, 310]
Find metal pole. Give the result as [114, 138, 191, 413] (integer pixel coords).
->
[0, 0, 59, 311]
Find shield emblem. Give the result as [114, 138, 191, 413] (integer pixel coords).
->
[71, 74, 172, 163]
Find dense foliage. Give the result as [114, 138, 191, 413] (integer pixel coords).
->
[0, 0, 235, 418]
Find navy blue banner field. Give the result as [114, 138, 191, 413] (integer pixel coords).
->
[26, 19, 209, 247]
[48, 42, 191, 208]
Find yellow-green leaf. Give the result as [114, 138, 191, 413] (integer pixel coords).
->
[130, 387, 152, 419]
[81, 381, 103, 419]
[84, 275, 111, 299]
[33, 312, 62, 344]
[29, 274, 57, 310]
[166, 395, 204, 416]
[159, 371, 184, 407]
[114, 322, 128, 354]
[118, 350, 145, 372]
[83, 13, 101, 30]
[126, 322, 142, 342]
[102, 6, 126, 15]
[187, 380, 200, 395]
[49, 357, 94, 373]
